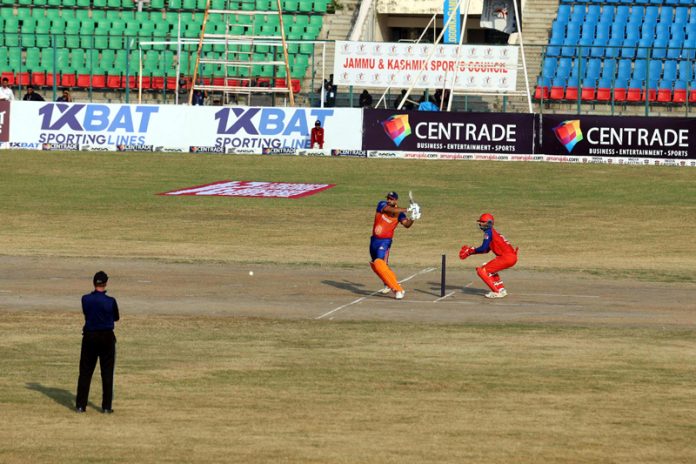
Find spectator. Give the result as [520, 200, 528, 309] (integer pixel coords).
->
[394, 89, 415, 110]
[359, 89, 373, 108]
[0, 77, 14, 101]
[418, 96, 439, 111]
[22, 86, 45, 102]
[192, 79, 206, 106]
[178, 73, 189, 95]
[325, 74, 337, 107]
[56, 89, 72, 102]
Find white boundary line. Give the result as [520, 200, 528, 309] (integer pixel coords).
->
[316, 267, 437, 320]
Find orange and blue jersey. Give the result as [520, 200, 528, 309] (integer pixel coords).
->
[370, 201, 406, 261]
[474, 227, 517, 257]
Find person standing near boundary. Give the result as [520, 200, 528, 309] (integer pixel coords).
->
[459, 213, 518, 298]
[310, 120, 325, 148]
[75, 271, 119, 413]
[370, 191, 421, 299]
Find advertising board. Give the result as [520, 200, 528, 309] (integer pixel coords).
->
[362, 109, 534, 154]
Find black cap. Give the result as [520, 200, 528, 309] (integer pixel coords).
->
[386, 191, 399, 200]
[315, 120, 321, 126]
[93, 271, 108, 286]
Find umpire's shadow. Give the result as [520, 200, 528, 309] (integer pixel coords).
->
[26, 382, 98, 411]
[322, 280, 372, 296]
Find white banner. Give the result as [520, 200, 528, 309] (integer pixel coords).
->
[3, 102, 363, 152]
[333, 41, 519, 91]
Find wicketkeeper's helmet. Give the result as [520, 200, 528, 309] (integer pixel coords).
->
[478, 213, 494, 230]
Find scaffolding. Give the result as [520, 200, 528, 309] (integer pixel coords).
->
[188, 0, 295, 106]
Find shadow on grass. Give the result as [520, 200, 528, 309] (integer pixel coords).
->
[26, 382, 98, 412]
[322, 280, 371, 296]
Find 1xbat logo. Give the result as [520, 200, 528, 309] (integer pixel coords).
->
[37, 104, 159, 132]
[214, 108, 334, 136]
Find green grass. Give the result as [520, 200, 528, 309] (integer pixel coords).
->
[1, 150, 695, 281]
[1, 312, 695, 464]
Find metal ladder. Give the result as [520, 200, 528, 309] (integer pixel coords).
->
[189, 0, 295, 106]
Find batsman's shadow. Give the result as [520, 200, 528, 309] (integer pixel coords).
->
[26, 382, 98, 411]
[322, 280, 372, 296]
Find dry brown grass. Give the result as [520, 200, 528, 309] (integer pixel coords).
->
[1, 311, 695, 463]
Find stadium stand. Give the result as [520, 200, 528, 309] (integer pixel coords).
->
[537, 1, 696, 105]
[0, 0, 330, 97]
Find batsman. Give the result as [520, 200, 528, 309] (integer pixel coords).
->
[459, 213, 518, 299]
[370, 191, 421, 299]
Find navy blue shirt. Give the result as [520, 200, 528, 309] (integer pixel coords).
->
[82, 290, 119, 333]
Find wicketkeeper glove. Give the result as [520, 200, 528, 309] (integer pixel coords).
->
[459, 246, 475, 260]
[407, 203, 421, 220]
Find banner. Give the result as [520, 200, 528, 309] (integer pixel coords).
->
[3, 102, 363, 152]
[537, 114, 696, 161]
[443, 0, 461, 45]
[362, 109, 534, 154]
[481, 0, 517, 35]
[333, 41, 518, 91]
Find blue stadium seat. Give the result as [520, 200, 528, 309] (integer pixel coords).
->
[645, 5, 659, 23]
[601, 58, 617, 79]
[664, 60, 678, 81]
[652, 38, 668, 58]
[660, 7, 674, 24]
[633, 59, 647, 80]
[648, 59, 663, 79]
[557, 4, 571, 23]
[637, 37, 654, 59]
[678, 60, 693, 81]
[617, 58, 633, 80]
[675, 6, 688, 24]
[599, 5, 615, 22]
[667, 39, 683, 59]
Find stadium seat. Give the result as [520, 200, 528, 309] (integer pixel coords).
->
[657, 79, 673, 102]
[596, 78, 612, 101]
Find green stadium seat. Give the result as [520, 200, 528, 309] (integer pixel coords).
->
[284, 0, 298, 12]
[150, 0, 165, 8]
[309, 15, 322, 26]
[299, 41, 313, 54]
[63, 0, 77, 6]
[74, 9, 91, 21]
[169, 0, 183, 9]
[65, 35, 80, 49]
[33, 0, 47, 5]
[298, 0, 312, 12]
[107, 0, 121, 8]
[183, 0, 196, 9]
[76, 0, 91, 6]
[93, 0, 107, 7]
[313, 0, 327, 13]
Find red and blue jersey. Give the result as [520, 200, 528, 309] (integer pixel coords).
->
[475, 227, 516, 256]
[372, 200, 406, 239]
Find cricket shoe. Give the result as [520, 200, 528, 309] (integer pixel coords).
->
[395, 290, 405, 300]
[379, 286, 392, 294]
[485, 289, 508, 299]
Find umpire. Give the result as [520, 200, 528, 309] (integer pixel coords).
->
[75, 271, 119, 413]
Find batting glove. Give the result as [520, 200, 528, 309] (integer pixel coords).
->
[459, 246, 475, 260]
[407, 203, 421, 220]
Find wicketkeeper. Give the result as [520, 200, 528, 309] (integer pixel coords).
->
[370, 191, 421, 299]
[459, 213, 518, 299]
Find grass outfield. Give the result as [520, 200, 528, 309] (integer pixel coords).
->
[1, 151, 695, 463]
[1, 150, 695, 281]
[1, 312, 695, 464]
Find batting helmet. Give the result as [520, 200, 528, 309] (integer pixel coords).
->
[386, 191, 399, 200]
[477, 213, 494, 230]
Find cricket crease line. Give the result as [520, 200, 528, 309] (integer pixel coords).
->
[316, 267, 437, 320]
[433, 291, 455, 303]
[517, 292, 600, 299]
